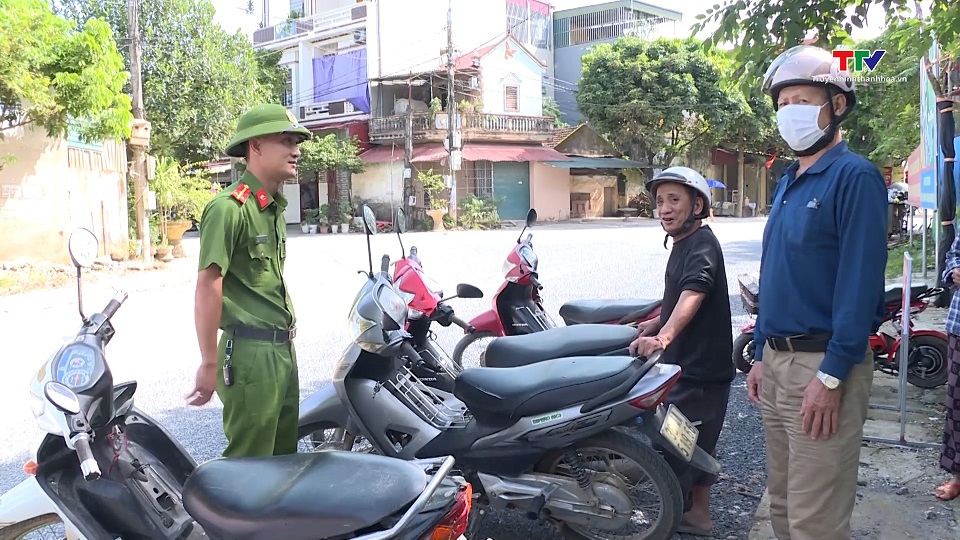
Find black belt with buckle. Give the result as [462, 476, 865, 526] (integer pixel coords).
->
[766, 333, 830, 353]
[231, 325, 297, 343]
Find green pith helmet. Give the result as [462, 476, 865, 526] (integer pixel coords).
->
[224, 104, 312, 158]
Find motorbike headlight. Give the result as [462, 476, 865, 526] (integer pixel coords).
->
[348, 311, 377, 343]
[518, 245, 538, 271]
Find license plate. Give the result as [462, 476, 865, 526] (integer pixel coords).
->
[660, 404, 699, 462]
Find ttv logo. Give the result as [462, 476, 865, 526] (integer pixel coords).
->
[832, 50, 886, 72]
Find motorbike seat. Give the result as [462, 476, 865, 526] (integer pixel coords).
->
[484, 324, 638, 368]
[883, 282, 929, 305]
[558, 298, 661, 325]
[182, 451, 427, 540]
[454, 355, 637, 420]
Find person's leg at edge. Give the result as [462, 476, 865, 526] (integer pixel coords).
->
[273, 341, 300, 456]
[217, 335, 286, 457]
[935, 333, 960, 500]
[760, 346, 792, 539]
[683, 382, 732, 533]
[781, 349, 872, 540]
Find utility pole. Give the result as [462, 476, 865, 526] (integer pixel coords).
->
[445, 0, 459, 221]
[404, 74, 413, 228]
[128, 0, 151, 262]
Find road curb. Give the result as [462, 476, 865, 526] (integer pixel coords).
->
[747, 488, 774, 540]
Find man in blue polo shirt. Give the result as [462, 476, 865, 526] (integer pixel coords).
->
[746, 45, 887, 540]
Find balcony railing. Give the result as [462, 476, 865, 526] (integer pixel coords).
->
[253, 3, 368, 48]
[368, 112, 556, 144]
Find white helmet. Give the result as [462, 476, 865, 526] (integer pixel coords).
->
[761, 45, 857, 119]
[645, 166, 712, 220]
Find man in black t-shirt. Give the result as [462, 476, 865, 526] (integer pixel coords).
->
[628, 166, 734, 536]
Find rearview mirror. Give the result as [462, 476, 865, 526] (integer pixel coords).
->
[44, 381, 81, 415]
[362, 205, 377, 235]
[394, 208, 407, 234]
[456, 283, 484, 299]
[68, 228, 99, 268]
[525, 208, 537, 228]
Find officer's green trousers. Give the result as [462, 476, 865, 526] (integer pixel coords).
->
[215, 333, 299, 457]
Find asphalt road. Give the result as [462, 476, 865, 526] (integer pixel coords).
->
[0, 218, 766, 540]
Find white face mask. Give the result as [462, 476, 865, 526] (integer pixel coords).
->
[776, 103, 827, 152]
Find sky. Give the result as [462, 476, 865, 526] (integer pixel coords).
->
[211, 0, 902, 43]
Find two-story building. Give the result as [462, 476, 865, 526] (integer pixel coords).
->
[354, 34, 573, 222]
[253, 0, 557, 222]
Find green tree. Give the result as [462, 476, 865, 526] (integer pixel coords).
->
[542, 91, 568, 128]
[0, 0, 131, 143]
[577, 37, 742, 167]
[55, 0, 286, 163]
[842, 22, 922, 164]
[297, 134, 365, 176]
[692, 0, 959, 96]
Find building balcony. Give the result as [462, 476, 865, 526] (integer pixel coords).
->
[253, 3, 368, 50]
[368, 112, 556, 144]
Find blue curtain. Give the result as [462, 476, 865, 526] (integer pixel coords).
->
[312, 49, 371, 113]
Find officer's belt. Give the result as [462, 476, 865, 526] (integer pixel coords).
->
[229, 325, 297, 343]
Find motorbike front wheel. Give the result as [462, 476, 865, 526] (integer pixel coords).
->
[534, 429, 683, 540]
[0, 513, 64, 540]
[897, 334, 950, 389]
[733, 332, 755, 374]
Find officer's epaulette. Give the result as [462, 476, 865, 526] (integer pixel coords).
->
[230, 183, 252, 205]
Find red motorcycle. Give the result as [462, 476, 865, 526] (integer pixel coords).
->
[452, 208, 662, 367]
[733, 273, 949, 389]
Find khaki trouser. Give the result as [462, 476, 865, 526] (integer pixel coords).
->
[760, 343, 873, 540]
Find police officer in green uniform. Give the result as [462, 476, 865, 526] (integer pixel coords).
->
[186, 103, 311, 458]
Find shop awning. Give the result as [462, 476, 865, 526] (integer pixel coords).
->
[358, 144, 448, 163]
[543, 156, 646, 169]
[461, 144, 571, 162]
[360, 143, 573, 164]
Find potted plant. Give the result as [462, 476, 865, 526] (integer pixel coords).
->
[338, 200, 353, 233]
[419, 168, 448, 232]
[318, 212, 329, 233]
[304, 208, 320, 234]
[300, 219, 310, 234]
[151, 156, 217, 258]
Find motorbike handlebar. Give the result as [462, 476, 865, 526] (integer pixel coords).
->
[72, 433, 101, 481]
[101, 290, 128, 320]
[530, 275, 543, 290]
[381, 254, 390, 273]
[450, 315, 475, 334]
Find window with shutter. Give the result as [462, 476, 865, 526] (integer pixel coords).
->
[504, 85, 519, 112]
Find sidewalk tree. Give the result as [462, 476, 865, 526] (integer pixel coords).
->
[55, 0, 286, 163]
[297, 134, 365, 176]
[843, 23, 922, 165]
[0, 0, 132, 145]
[577, 37, 742, 168]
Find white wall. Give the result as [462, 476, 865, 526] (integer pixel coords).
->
[352, 161, 405, 207]
[479, 39, 544, 115]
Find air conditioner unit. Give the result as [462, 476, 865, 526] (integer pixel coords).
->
[353, 29, 366, 44]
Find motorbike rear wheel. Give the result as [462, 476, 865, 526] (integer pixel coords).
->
[451, 330, 497, 369]
[897, 334, 950, 389]
[733, 332, 755, 374]
[0, 513, 64, 540]
[534, 429, 682, 540]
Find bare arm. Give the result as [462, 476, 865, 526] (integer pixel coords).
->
[657, 290, 706, 346]
[195, 265, 224, 367]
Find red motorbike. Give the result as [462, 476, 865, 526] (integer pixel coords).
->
[452, 208, 662, 367]
[386, 208, 483, 393]
[733, 273, 949, 389]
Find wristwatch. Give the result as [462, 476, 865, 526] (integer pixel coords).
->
[816, 370, 841, 390]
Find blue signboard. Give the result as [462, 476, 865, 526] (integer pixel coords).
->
[918, 43, 939, 210]
[920, 167, 937, 209]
